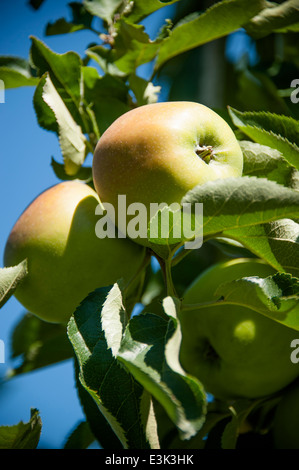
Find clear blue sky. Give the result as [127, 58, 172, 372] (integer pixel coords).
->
[0, 0, 176, 449]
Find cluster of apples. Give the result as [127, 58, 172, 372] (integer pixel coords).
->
[4, 102, 299, 444]
[4, 101, 243, 323]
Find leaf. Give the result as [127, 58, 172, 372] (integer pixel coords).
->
[234, 69, 291, 115]
[110, 21, 161, 75]
[117, 296, 207, 440]
[46, 18, 89, 36]
[82, 68, 131, 134]
[0, 260, 28, 310]
[221, 407, 238, 449]
[228, 107, 299, 171]
[46, 2, 95, 36]
[215, 272, 299, 331]
[30, 36, 84, 128]
[129, 74, 161, 106]
[38, 73, 87, 175]
[30, 36, 82, 101]
[51, 157, 92, 183]
[0, 409, 42, 449]
[83, 0, 123, 24]
[8, 313, 73, 377]
[0, 57, 38, 88]
[147, 205, 186, 260]
[64, 421, 95, 449]
[221, 399, 261, 449]
[123, 0, 180, 25]
[182, 176, 299, 240]
[245, 0, 299, 39]
[224, 219, 299, 276]
[240, 140, 299, 189]
[73, 357, 123, 449]
[67, 284, 159, 449]
[155, 0, 264, 70]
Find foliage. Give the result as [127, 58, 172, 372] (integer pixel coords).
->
[0, 0, 299, 450]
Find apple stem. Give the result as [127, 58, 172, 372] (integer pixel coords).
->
[195, 144, 214, 164]
[165, 257, 178, 298]
[154, 253, 178, 298]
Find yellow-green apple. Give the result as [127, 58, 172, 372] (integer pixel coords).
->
[179, 258, 299, 400]
[92, 101, 243, 244]
[3, 181, 145, 324]
[272, 380, 299, 449]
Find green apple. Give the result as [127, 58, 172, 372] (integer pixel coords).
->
[179, 258, 299, 400]
[273, 380, 299, 449]
[3, 181, 145, 324]
[92, 101, 243, 244]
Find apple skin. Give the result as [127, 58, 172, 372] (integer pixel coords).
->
[272, 381, 299, 449]
[179, 258, 299, 400]
[3, 181, 145, 324]
[92, 102, 243, 244]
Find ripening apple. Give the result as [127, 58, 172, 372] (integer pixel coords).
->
[179, 258, 299, 400]
[3, 181, 145, 324]
[92, 101, 243, 244]
[272, 380, 299, 449]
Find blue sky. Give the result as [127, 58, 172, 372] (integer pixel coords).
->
[0, 0, 176, 449]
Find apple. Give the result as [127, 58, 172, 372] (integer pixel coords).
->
[3, 181, 145, 324]
[272, 380, 299, 449]
[179, 258, 299, 400]
[92, 101, 243, 244]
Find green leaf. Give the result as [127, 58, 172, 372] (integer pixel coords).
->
[64, 421, 95, 449]
[155, 0, 264, 71]
[111, 21, 161, 75]
[46, 2, 95, 36]
[117, 296, 207, 440]
[30, 36, 82, 102]
[228, 108, 299, 171]
[0, 409, 42, 449]
[234, 69, 291, 115]
[221, 399, 261, 449]
[182, 176, 299, 240]
[241, 140, 299, 189]
[147, 203, 202, 260]
[224, 219, 299, 276]
[51, 157, 92, 183]
[67, 284, 159, 449]
[8, 313, 73, 377]
[0, 57, 38, 88]
[129, 74, 161, 106]
[0, 260, 28, 310]
[82, 68, 131, 134]
[46, 18, 89, 36]
[30, 36, 84, 129]
[245, 0, 299, 39]
[83, 0, 123, 24]
[37, 73, 87, 175]
[123, 0, 179, 24]
[216, 272, 299, 331]
[73, 357, 123, 449]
